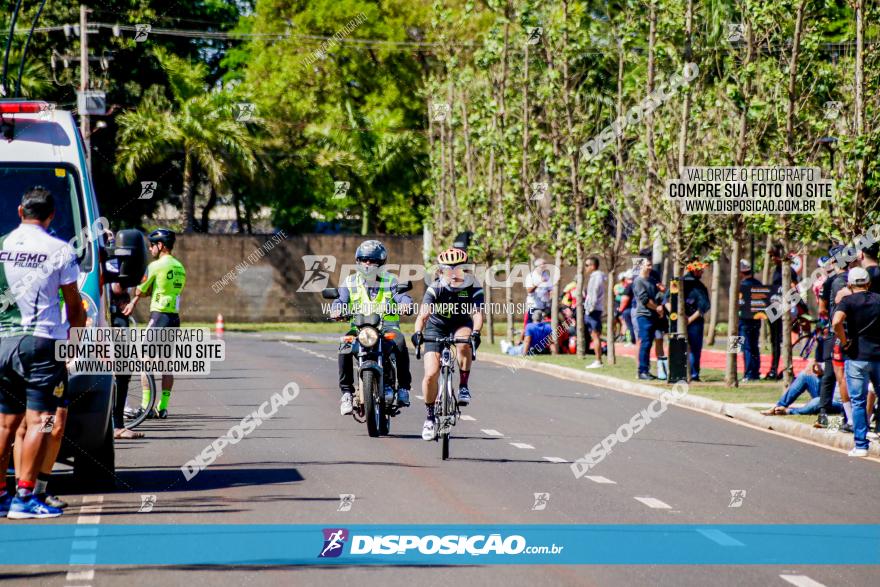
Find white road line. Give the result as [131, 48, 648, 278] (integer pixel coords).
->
[74, 527, 99, 537]
[65, 570, 95, 581]
[584, 475, 617, 484]
[79, 505, 103, 515]
[510, 442, 535, 449]
[696, 528, 744, 547]
[481, 429, 503, 436]
[81, 495, 104, 504]
[542, 456, 567, 463]
[71, 540, 98, 550]
[460, 415, 476, 421]
[68, 553, 97, 565]
[634, 496, 672, 509]
[76, 515, 101, 524]
[779, 575, 827, 587]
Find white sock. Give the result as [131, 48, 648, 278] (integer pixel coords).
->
[844, 401, 853, 423]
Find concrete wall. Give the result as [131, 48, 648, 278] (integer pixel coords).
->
[166, 234, 733, 325]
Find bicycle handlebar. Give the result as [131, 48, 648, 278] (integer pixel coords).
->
[415, 336, 477, 361]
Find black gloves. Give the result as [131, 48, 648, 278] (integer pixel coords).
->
[411, 331, 423, 347]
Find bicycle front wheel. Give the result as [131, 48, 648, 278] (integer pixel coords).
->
[123, 373, 157, 429]
[441, 369, 453, 460]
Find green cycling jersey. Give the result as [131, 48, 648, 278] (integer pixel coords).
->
[137, 254, 186, 314]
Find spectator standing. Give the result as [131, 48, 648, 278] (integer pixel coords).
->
[681, 261, 711, 382]
[618, 271, 636, 345]
[831, 267, 880, 457]
[633, 259, 664, 380]
[0, 187, 85, 519]
[524, 258, 553, 330]
[738, 260, 763, 382]
[584, 257, 607, 369]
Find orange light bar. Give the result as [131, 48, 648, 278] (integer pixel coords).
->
[383, 332, 397, 340]
[342, 335, 355, 343]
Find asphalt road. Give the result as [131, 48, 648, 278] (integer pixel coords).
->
[2, 332, 879, 586]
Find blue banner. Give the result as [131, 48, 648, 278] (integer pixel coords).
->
[2, 524, 879, 565]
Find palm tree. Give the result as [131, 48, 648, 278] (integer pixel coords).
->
[115, 48, 258, 232]
[313, 100, 424, 235]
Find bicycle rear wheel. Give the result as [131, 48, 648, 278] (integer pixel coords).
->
[123, 373, 157, 429]
[792, 333, 813, 359]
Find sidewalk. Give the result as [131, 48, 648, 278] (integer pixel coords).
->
[613, 341, 809, 374]
[482, 351, 880, 458]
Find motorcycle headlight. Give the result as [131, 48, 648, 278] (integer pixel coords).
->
[357, 327, 379, 347]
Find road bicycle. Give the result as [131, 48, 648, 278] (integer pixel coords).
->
[416, 335, 476, 460]
[792, 315, 825, 360]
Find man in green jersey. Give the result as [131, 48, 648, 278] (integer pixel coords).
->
[122, 228, 186, 419]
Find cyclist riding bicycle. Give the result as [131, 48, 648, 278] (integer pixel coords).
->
[412, 247, 484, 441]
[122, 228, 186, 419]
[331, 240, 413, 416]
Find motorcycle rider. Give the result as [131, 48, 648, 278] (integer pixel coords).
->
[331, 240, 413, 416]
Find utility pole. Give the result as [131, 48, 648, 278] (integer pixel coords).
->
[79, 4, 90, 172]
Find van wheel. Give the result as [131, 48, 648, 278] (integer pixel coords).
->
[73, 423, 116, 492]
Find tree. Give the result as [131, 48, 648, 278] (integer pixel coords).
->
[115, 48, 258, 232]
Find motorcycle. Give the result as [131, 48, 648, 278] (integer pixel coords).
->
[322, 282, 413, 437]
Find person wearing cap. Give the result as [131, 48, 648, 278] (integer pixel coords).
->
[681, 261, 711, 381]
[831, 267, 880, 457]
[738, 259, 763, 382]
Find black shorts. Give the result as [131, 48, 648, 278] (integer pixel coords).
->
[0, 335, 67, 414]
[423, 321, 473, 354]
[148, 312, 181, 328]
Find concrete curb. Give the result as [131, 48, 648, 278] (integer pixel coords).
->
[481, 351, 880, 457]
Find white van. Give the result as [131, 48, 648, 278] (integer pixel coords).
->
[0, 100, 146, 489]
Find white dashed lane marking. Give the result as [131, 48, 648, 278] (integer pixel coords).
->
[696, 528, 744, 547]
[460, 415, 476, 421]
[510, 442, 535, 450]
[634, 496, 672, 509]
[584, 476, 617, 484]
[779, 575, 827, 587]
[481, 429, 503, 436]
[65, 569, 95, 581]
[542, 456, 567, 463]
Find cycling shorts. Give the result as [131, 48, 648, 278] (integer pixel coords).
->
[148, 312, 181, 328]
[423, 320, 472, 354]
[0, 335, 67, 414]
[832, 340, 845, 367]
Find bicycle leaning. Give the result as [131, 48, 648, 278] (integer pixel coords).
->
[415, 335, 476, 460]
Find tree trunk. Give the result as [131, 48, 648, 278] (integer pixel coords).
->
[725, 222, 743, 387]
[779, 1, 806, 387]
[360, 204, 369, 235]
[504, 256, 514, 341]
[550, 248, 562, 354]
[485, 257, 494, 344]
[639, 2, 658, 251]
[233, 191, 244, 234]
[852, 0, 866, 231]
[199, 184, 218, 234]
[575, 237, 585, 357]
[181, 150, 195, 233]
[707, 259, 721, 345]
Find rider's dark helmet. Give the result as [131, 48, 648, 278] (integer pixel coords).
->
[355, 240, 387, 266]
[148, 228, 176, 249]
